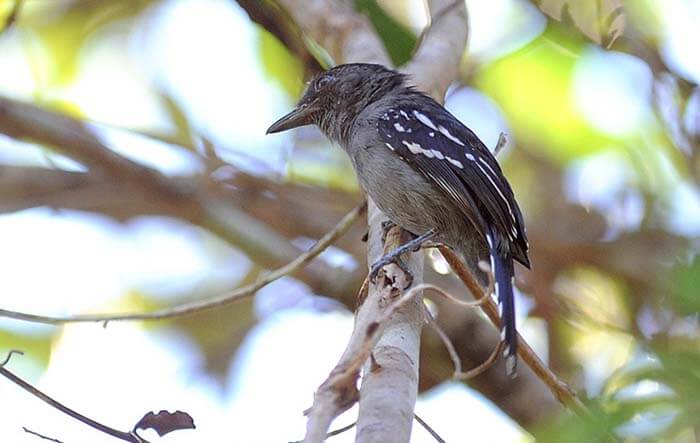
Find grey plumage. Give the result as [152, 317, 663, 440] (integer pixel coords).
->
[267, 63, 530, 376]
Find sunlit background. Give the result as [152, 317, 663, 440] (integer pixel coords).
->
[0, 0, 698, 442]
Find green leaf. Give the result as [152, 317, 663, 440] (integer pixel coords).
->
[26, 0, 150, 87]
[355, 0, 417, 66]
[669, 256, 700, 315]
[257, 26, 304, 98]
[0, 329, 52, 371]
[476, 30, 614, 164]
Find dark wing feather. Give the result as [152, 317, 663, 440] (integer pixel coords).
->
[376, 102, 529, 267]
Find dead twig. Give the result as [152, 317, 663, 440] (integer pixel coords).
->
[414, 413, 446, 443]
[426, 311, 501, 380]
[22, 428, 64, 443]
[0, 352, 145, 442]
[0, 202, 365, 324]
[438, 245, 590, 417]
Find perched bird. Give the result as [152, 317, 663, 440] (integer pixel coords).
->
[267, 63, 529, 376]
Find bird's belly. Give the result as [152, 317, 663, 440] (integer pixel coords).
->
[351, 144, 462, 238]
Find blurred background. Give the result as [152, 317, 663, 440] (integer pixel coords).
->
[0, 0, 698, 441]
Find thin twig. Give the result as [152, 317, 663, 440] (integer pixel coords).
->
[414, 413, 446, 443]
[437, 245, 590, 417]
[494, 132, 508, 156]
[0, 353, 142, 442]
[22, 428, 64, 443]
[0, 202, 365, 325]
[425, 310, 501, 379]
[0, 349, 23, 366]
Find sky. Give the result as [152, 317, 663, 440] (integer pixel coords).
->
[0, 0, 698, 441]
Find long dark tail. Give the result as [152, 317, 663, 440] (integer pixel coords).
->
[486, 227, 517, 378]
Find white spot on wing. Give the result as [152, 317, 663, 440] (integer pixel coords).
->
[384, 142, 395, 151]
[394, 122, 405, 132]
[465, 153, 475, 161]
[413, 110, 437, 130]
[402, 140, 434, 158]
[446, 156, 463, 168]
[476, 163, 517, 223]
[438, 125, 465, 146]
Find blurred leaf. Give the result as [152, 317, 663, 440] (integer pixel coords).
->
[39, 97, 85, 119]
[258, 26, 304, 98]
[157, 91, 196, 147]
[26, 0, 151, 87]
[170, 269, 260, 384]
[534, 400, 625, 443]
[302, 33, 334, 70]
[355, 0, 416, 66]
[477, 31, 614, 163]
[669, 255, 700, 315]
[533, 0, 626, 47]
[288, 149, 359, 192]
[0, 0, 22, 33]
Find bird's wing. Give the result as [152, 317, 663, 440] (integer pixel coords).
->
[376, 103, 529, 266]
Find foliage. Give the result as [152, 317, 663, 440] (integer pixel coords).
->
[0, 0, 698, 441]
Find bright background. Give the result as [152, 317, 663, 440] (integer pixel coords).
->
[0, 0, 698, 442]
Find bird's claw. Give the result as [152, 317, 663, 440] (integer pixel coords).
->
[369, 255, 413, 288]
[380, 220, 397, 244]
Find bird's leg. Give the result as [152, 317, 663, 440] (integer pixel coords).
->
[380, 220, 396, 244]
[365, 219, 396, 243]
[369, 229, 437, 286]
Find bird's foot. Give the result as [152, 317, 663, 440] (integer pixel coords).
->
[369, 229, 437, 287]
[369, 255, 413, 288]
[380, 220, 397, 244]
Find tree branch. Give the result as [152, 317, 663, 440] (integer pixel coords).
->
[0, 202, 365, 324]
[438, 246, 589, 417]
[0, 95, 362, 301]
[274, 1, 469, 441]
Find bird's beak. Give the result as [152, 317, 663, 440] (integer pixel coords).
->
[266, 104, 314, 134]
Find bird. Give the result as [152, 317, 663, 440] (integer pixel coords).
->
[266, 63, 529, 376]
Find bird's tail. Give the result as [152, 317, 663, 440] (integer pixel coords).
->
[486, 228, 517, 378]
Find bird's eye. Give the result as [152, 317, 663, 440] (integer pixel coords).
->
[316, 75, 332, 90]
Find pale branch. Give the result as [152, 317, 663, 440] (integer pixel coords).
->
[275, 0, 469, 441]
[354, 219, 424, 443]
[404, 0, 468, 99]
[290, 422, 357, 443]
[355, 0, 469, 440]
[272, 1, 400, 441]
[233, 0, 323, 73]
[302, 245, 416, 443]
[0, 202, 365, 324]
[303, 267, 496, 442]
[276, 0, 391, 66]
[438, 245, 590, 417]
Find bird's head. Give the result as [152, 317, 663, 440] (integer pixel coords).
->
[266, 63, 407, 142]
